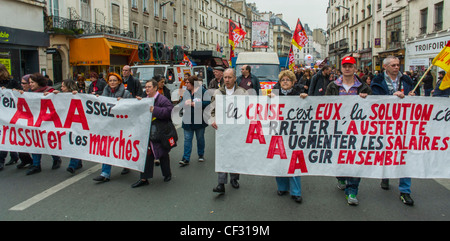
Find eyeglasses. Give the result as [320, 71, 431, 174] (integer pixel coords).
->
[21, 82, 28, 85]
[389, 64, 400, 67]
[280, 78, 292, 82]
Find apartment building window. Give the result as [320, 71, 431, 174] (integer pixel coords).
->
[434, 2, 444, 32]
[420, 8, 428, 35]
[386, 15, 402, 49]
[173, 8, 177, 23]
[155, 29, 160, 42]
[133, 22, 138, 39]
[143, 0, 148, 12]
[163, 31, 167, 44]
[144, 26, 149, 41]
[49, 0, 59, 16]
[162, 5, 167, 19]
[131, 0, 137, 9]
[154, 0, 159, 17]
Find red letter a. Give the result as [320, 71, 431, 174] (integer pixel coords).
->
[10, 98, 34, 126]
[267, 136, 287, 159]
[64, 99, 90, 130]
[288, 150, 308, 174]
[246, 121, 266, 144]
[34, 99, 63, 128]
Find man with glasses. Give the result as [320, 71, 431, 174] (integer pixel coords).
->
[122, 65, 143, 98]
[370, 55, 415, 206]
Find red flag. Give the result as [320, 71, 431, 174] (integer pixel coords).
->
[228, 19, 247, 49]
[291, 19, 308, 50]
[288, 47, 296, 71]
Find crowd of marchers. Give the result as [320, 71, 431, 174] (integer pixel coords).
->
[1, 56, 449, 207]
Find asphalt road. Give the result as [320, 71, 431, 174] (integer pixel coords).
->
[1, 126, 450, 221]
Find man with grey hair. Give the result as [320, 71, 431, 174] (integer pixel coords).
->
[370, 55, 415, 206]
[209, 68, 248, 194]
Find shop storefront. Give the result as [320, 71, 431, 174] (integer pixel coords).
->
[0, 26, 49, 82]
[405, 34, 450, 86]
[69, 35, 139, 80]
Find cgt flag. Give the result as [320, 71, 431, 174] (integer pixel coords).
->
[291, 19, 309, 50]
[228, 19, 247, 49]
[432, 40, 450, 90]
[288, 47, 296, 71]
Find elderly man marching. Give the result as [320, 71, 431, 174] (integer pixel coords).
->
[210, 68, 248, 194]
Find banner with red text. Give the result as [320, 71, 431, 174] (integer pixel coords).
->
[0, 89, 153, 172]
[215, 95, 450, 178]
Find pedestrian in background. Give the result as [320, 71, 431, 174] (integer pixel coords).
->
[87, 71, 107, 95]
[308, 65, 332, 96]
[432, 71, 450, 97]
[76, 75, 86, 93]
[236, 65, 261, 95]
[179, 75, 211, 167]
[122, 65, 143, 97]
[269, 70, 308, 204]
[370, 55, 415, 206]
[326, 56, 372, 206]
[131, 79, 174, 188]
[208, 67, 224, 89]
[423, 71, 434, 96]
[93, 72, 133, 182]
[155, 74, 171, 100]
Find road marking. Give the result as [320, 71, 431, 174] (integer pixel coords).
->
[9, 164, 101, 211]
[435, 179, 450, 191]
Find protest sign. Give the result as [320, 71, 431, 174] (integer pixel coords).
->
[215, 95, 450, 178]
[0, 89, 153, 172]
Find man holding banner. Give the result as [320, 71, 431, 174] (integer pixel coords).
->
[325, 56, 372, 206]
[370, 56, 415, 206]
[211, 68, 248, 194]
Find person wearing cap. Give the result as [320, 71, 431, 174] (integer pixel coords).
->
[370, 55, 415, 206]
[236, 65, 261, 95]
[325, 56, 372, 206]
[93, 72, 133, 182]
[208, 67, 224, 89]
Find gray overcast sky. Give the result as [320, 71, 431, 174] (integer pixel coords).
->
[250, 0, 329, 30]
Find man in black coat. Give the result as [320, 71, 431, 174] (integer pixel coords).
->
[122, 65, 143, 97]
[308, 65, 332, 96]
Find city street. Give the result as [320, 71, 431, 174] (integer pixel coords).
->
[1, 126, 450, 221]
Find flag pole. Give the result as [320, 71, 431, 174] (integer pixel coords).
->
[412, 64, 434, 93]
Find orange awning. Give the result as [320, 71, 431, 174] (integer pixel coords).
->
[70, 38, 112, 66]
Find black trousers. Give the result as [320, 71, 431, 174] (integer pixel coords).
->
[141, 151, 171, 180]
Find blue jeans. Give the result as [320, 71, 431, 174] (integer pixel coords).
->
[425, 88, 433, 96]
[68, 158, 82, 169]
[183, 127, 206, 162]
[101, 164, 112, 178]
[31, 154, 61, 167]
[276, 176, 301, 196]
[398, 178, 412, 194]
[337, 177, 361, 196]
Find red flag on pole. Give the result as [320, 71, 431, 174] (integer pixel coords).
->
[291, 19, 308, 50]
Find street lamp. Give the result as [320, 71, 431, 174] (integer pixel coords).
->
[160, 1, 174, 7]
[335, 5, 350, 11]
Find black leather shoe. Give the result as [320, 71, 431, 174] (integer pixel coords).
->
[277, 191, 288, 196]
[131, 179, 149, 188]
[17, 161, 32, 169]
[52, 158, 62, 169]
[26, 166, 41, 175]
[213, 184, 225, 194]
[121, 168, 130, 175]
[66, 167, 75, 174]
[164, 175, 172, 182]
[230, 179, 239, 189]
[5, 158, 18, 166]
[292, 195, 303, 203]
[93, 175, 110, 182]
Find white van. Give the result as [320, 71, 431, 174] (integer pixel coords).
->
[130, 64, 208, 101]
[235, 52, 280, 95]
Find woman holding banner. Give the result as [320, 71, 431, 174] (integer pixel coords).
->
[24, 73, 63, 175]
[93, 73, 133, 182]
[270, 70, 308, 203]
[131, 79, 174, 188]
[325, 56, 372, 206]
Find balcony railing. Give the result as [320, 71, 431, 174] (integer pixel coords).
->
[45, 15, 133, 38]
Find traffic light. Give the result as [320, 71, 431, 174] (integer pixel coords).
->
[138, 43, 150, 61]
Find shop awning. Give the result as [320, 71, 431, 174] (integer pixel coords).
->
[70, 38, 112, 66]
[69, 37, 139, 66]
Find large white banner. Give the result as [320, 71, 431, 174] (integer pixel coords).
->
[215, 95, 450, 179]
[0, 89, 153, 172]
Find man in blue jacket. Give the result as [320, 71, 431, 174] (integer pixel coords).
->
[370, 55, 415, 206]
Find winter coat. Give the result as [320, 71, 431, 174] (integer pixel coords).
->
[149, 93, 174, 159]
[236, 74, 261, 95]
[180, 86, 211, 130]
[123, 75, 143, 97]
[370, 72, 413, 96]
[325, 76, 372, 96]
[102, 84, 133, 99]
[308, 69, 329, 96]
[87, 78, 107, 95]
